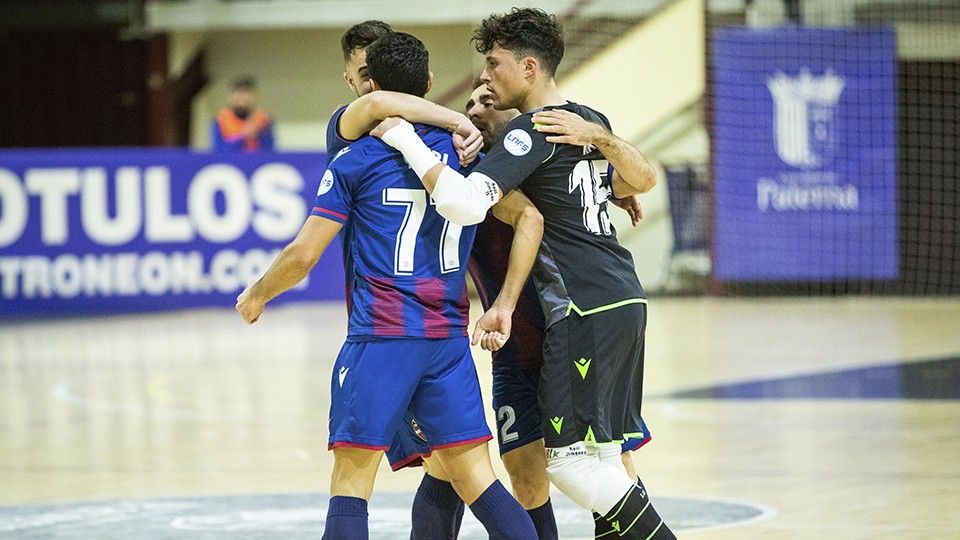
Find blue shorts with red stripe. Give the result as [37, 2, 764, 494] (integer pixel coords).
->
[385, 411, 432, 470]
[328, 337, 491, 453]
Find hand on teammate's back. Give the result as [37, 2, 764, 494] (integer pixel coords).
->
[531, 109, 605, 146]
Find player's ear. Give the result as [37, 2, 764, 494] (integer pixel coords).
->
[425, 71, 434, 95]
[522, 56, 539, 79]
[370, 79, 382, 92]
[343, 71, 355, 92]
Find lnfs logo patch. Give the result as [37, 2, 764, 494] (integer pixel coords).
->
[503, 129, 532, 156]
[317, 170, 335, 195]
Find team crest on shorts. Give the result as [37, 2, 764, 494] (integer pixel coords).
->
[411, 418, 427, 442]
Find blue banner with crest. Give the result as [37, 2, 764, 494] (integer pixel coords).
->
[713, 27, 897, 280]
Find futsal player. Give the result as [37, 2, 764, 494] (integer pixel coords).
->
[373, 8, 676, 539]
[464, 83, 658, 539]
[330, 21, 481, 168]
[236, 31, 537, 539]
[334, 36, 656, 540]
[327, 21, 535, 538]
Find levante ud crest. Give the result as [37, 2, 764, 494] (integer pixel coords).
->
[767, 69, 845, 169]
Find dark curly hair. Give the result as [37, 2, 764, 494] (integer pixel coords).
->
[340, 20, 393, 62]
[471, 8, 564, 77]
[365, 32, 430, 97]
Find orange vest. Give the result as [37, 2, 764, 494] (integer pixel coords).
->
[217, 109, 271, 151]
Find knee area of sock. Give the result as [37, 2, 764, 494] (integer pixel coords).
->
[546, 444, 636, 514]
[545, 448, 599, 502]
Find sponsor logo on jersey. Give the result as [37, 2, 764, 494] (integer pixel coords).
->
[338, 366, 349, 387]
[503, 129, 532, 156]
[317, 169, 335, 195]
[550, 416, 564, 435]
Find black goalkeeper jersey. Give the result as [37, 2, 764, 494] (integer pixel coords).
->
[472, 102, 645, 328]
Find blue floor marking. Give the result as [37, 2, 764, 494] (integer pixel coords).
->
[667, 355, 960, 400]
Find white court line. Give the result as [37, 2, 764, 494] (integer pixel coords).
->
[50, 380, 227, 422]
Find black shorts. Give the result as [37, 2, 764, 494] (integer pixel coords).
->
[538, 300, 648, 448]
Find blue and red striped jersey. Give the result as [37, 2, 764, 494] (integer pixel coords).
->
[312, 124, 476, 340]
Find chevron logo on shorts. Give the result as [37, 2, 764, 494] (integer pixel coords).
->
[550, 416, 563, 434]
[575, 357, 591, 379]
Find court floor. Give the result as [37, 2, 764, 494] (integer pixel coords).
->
[1, 296, 959, 539]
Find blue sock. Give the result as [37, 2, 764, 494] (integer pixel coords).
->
[322, 496, 368, 540]
[468, 480, 538, 540]
[527, 498, 558, 540]
[410, 473, 464, 539]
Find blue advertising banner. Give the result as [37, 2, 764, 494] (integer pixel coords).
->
[0, 149, 344, 318]
[713, 27, 897, 280]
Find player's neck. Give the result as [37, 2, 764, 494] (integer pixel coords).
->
[518, 81, 565, 114]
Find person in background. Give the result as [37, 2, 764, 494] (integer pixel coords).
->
[210, 76, 275, 152]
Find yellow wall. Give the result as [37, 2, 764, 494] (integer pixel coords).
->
[173, 24, 478, 150]
[560, 0, 705, 142]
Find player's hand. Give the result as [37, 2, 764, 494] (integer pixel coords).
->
[235, 285, 264, 325]
[371, 116, 404, 140]
[452, 117, 483, 167]
[612, 195, 643, 226]
[531, 109, 605, 146]
[471, 305, 513, 352]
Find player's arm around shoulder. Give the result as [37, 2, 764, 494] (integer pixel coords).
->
[338, 92, 481, 165]
[531, 109, 657, 197]
[372, 117, 501, 226]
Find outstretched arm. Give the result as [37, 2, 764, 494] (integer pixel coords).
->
[338, 91, 481, 166]
[236, 215, 342, 324]
[472, 190, 543, 351]
[531, 109, 657, 198]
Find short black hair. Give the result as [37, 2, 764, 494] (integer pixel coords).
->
[232, 76, 257, 91]
[472, 8, 564, 77]
[340, 20, 393, 62]
[365, 32, 430, 97]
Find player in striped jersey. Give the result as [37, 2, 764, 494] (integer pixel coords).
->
[236, 31, 537, 539]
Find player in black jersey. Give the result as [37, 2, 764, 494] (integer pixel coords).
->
[374, 8, 675, 540]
